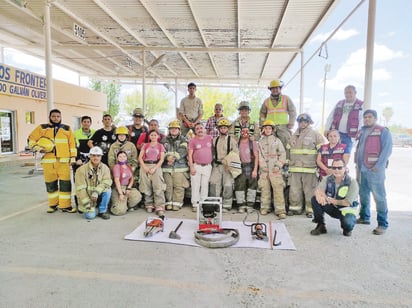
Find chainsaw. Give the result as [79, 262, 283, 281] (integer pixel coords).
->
[143, 216, 164, 237]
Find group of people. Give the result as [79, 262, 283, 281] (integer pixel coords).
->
[28, 82, 392, 237]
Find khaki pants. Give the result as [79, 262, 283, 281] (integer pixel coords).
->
[288, 172, 318, 214]
[258, 172, 285, 214]
[110, 185, 142, 215]
[164, 171, 190, 208]
[139, 164, 166, 211]
[42, 160, 72, 208]
[209, 164, 234, 209]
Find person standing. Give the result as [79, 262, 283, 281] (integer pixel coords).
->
[187, 123, 213, 212]
[325, 85, 364, 152]
[127, 107, 148, 147]
[316, 129, 350, 180]
[231, 101, 260, 140]
[355, 109, 392, 235]
[75, 146, 112, 220]
[259, 79, 296, 149]
[136, 119, 166, 151]
[178, 82, 203, 137]
[288, 113, 325, 218]
[205, 103, 224, 138]
[138, 130, 166, 216]
[161, 120, 190, 211]
[209, 118, 238, 212]
[88, 114, 116, 166]
[28, 109, 77, 213]
[73, 116, 95, 167]
[234, 126, 259, 213]
[311, 159, 359, 237]
[257, 120, 287, 217]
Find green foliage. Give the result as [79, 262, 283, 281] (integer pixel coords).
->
[237, 88, 266, 122]
[382, 107, 394, 126]
[89, 80, 121, 118]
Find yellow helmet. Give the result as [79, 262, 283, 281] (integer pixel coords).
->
[37, 136, 55, 153]
[268, 79, 283, 89]
[217, 118, 231, 127]
[115, 126, 129, 135]
[262, 119, 275, 128]
[168, 119, 181, 129]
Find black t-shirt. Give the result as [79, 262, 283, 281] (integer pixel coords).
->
[90, 127, 117, 165]
[128, 125, 147, 146]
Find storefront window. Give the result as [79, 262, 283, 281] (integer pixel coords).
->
[25, 111, 35, 124]
[0, 111, 15, 153]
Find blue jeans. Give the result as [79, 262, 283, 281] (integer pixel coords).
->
[83, 190, 112, 220]
[359, 169, 388, 228]
[311, 197, 356, 232]
[339, 132, 353, 153]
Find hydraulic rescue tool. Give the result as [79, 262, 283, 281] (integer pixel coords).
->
[195, 197, 239, 248]
[243, 209, 268, 241]
[143, 216, 164, 237]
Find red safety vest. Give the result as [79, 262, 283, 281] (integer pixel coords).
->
[330, 99, 363, 137]
[318, 143, 347, 177]
[357, 125, 384, 169]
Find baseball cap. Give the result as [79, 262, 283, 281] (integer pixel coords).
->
[132, 108, 144, 117]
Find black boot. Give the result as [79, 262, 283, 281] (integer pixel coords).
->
[310, 223, 327, 235]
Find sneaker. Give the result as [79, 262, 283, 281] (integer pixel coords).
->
[373, 226, 386, 235]
[278, 213, 286, 219]
[286, 211, 294, 216]
[222, 208, 230, 213]
[61, 207, 76, 213]
[47, 206, 57, 213]
[246, 207, 254, 213]
[157, 210, 165, 216]
[146, 207, 153, 213]
[356, 218, 371, 225]
[343, 230, 352, 237]
[166, 204, 173, 211]
[260, 209, 269, 215]
[98, 212, 110, 220]
[310, 224, 327, 235]
[172, 205, 180, 211]
[127, 207, 135, 212]
[306, 212, 313, 218]
[238, 207, 246, 214]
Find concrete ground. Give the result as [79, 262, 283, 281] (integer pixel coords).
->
[0, 148, 411, 307]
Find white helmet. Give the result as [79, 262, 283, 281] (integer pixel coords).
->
[89, 146, 103, 156]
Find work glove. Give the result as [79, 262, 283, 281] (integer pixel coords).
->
[91, 191, 99, 202]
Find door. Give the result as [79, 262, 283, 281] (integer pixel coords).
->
[0, 111, 15, 153]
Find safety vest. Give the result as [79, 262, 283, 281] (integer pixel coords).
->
[233, 117, 256, 138]
[330, 99, 363, 137]
[357, 125, 384, 169]
[264, 95, 289, 125]
[318, 143, 347, 176]
[74, 128, 95, 153]
[325, 174, 358, 215]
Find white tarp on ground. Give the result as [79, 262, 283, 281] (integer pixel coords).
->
[124, 218, 296, 250]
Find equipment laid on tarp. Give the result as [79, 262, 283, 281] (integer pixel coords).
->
[143, 216, 164, 237]
[243, 210, 268, 241]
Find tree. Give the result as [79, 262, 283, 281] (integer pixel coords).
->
[89, 79, 121, 118]
[196, 87, 240, 121]
[382, 107, 394, 126]
[237, 87, 266, 123]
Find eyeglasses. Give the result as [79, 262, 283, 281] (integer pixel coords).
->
[331, 166, 344, 170]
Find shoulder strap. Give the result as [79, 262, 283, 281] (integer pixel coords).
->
[227, 135, 231, 155]
[214, 136, 220, 162]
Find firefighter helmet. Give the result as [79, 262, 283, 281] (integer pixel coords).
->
[238, 101, 250, 111]
[132, 108, 144, 117]
[168, 119, 181, 129]
[262, 119, 275, 128]
[268, 79, 283, 89]
[36, 136, 55, 153]
[297, 113, 314, 124]
[217, 118, 231, 127]
[115, 126, 128, 135]
[89, 146, 104, 156]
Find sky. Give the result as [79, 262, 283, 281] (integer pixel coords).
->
[2, 0, 411, 128]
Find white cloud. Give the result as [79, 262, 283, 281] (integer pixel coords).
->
[310, 28, 359, 43]
[326, 43, 403, 90]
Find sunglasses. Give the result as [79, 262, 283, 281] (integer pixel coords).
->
[331, 166, 344, 170]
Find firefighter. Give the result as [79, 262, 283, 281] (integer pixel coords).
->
[107, 126, 138, 171]
[257, 120, 287, 217]
[161, 119, 190, 211]
[259, 79, 297, 150]
[230, 100, 260, 140]
[28, 109, 77, 213]
[209, 118, 239, 212]
[288, 113, 325, 218]
[75, 146, 112, 220]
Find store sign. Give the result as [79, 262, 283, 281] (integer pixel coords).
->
[0, 63, 47, 101]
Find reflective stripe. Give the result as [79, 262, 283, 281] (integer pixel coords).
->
[289, 167, 316, 173]
[59, 194, 71, 200]
[76, 184, 87, 190]
[59, 158, 70, 163]
[41, 158, 57, 163]
[290, 149, 317, 155]
[340, 207, 358, 216]
[54, 139, 68, 144]
[47, 192, 59, 198]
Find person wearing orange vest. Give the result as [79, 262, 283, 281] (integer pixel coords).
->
[288, 113, 325, 218]
[355, 109, 392, 235]
[325, 85, 364, 153]
[28, 109, 77, 213]
[259, 79, 297, 149]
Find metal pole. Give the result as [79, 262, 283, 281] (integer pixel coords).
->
[363, 0, 376, 110]
[142, 51, 146, 114]
[175, 78, 178, 117]
[321, 64, 331, 135]
[44, 1, 54, 113]
[299, 51, 304, 113]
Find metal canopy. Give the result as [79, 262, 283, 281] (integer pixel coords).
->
[0, 0, 340, 87]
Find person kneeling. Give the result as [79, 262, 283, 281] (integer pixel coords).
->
[110, 151, 142, 215]
[75, 147, 112, 220]
[311, 159, 359, 237]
